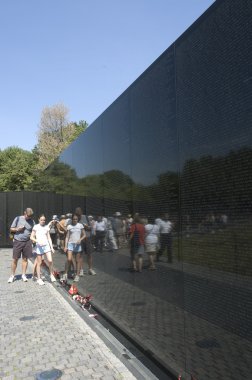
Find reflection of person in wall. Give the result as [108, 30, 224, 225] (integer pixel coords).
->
[75, 207, 87, 276]
[57, 215, 67, 252]
[108, 217, 118, 252]
[75, 207, 96, 276]
[157, 213, 173, 263]
[220, 213, 228, 229]
[126, 214, 133, 241]
[94, 215, 107, 253]
[49, 215, 59, 248]
[145, 216, 160, 270]
[129, 214, 145, 272]
[112, 212, 124, 249]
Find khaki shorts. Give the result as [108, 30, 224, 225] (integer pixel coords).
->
[145, 243, 158, 253]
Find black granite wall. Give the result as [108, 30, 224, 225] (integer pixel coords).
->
[2, 1, 252, 378]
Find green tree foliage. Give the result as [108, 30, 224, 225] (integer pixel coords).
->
[0, 147, 35, 191]
[36, 103, 88, 170]
[31, 159, 80, 194]
[68, 120, 88, 144]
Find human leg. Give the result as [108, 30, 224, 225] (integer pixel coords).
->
[10, 240, 23, 277]
[137, 255, 143, 272]
[66, 250, 73, 278]
[45, 250, 53, 274]
[157, 234, 165, 261]
[11, 258, 18, 276]
[130, 248, 137, 271]
[167, 234, 173, 263]
[8, 258, 18, 282]
[22, 257, 28, 275]
[75, 253, 81, 276]
[32, 257, 37, 278]
[148, 253, 156, 269]
[36, 255, 43, 279]
[22, 240, 33, 276]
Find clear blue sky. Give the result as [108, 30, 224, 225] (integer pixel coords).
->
[0, 0, 214, 152]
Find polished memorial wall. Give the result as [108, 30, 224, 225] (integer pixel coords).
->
[8, 1, 250, 379]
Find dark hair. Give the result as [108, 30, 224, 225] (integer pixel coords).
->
[72, 213, 79, 221]
[133, 214, 141, 224]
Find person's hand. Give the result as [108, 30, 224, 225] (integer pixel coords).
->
[51, 248, 55, 253]
[64, 247, 68, 253]
[17, 226, 25, 232]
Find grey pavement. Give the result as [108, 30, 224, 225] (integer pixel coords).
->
[51, 247, 252, 380]
[0, 248, 158, 380]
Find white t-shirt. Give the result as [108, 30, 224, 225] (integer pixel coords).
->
[67, 223, 84, 243]
[159, 220, 172, 234]
[145, 224, 160, 244]
[33, 224, 50, 246]
[95, 220, 106, 232]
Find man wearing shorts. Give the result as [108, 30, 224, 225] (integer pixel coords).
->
[8, 208, 35, 283]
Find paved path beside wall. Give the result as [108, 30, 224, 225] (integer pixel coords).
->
[0, 248, 155, 380]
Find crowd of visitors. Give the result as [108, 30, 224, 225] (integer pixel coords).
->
[7, 207, 174, 283]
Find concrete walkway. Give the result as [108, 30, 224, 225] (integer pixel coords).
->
[52, 247, 252, 380]
[0, 248, 157, 380]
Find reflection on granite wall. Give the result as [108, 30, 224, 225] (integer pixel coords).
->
[11, 1, 251, 379]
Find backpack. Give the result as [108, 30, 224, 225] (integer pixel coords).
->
[9, 216, 20, 241]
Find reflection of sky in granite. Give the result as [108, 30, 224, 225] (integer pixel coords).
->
[59, 147, 179, 186]
[56, 0, 252, 188]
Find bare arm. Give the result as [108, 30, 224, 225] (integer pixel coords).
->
[30, 229, 36, 244]
[47, 231, 54, 252]
[64, 230, 70, 252]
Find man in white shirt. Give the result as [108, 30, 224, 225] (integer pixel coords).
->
[94, 216, 107, 253]
[157, 213, 173, 263]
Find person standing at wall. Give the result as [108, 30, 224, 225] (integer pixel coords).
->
[8, 208, 35, 283]
[30, 214, 56, 285]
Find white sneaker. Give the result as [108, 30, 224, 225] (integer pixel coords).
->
[73, 275, 80, 282]
[37, 278, 45, 285]
[22, 274, 28, 282]
[88, 269, 96, 276]
[79, 269, 84, 276]
[50, 274, 56, 282]
[61, 273, 68, 281]
[8, 275, 15, 283]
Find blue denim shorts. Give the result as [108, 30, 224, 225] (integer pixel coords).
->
[36, 244, 51, 255]
[67, 242, 82, 253]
